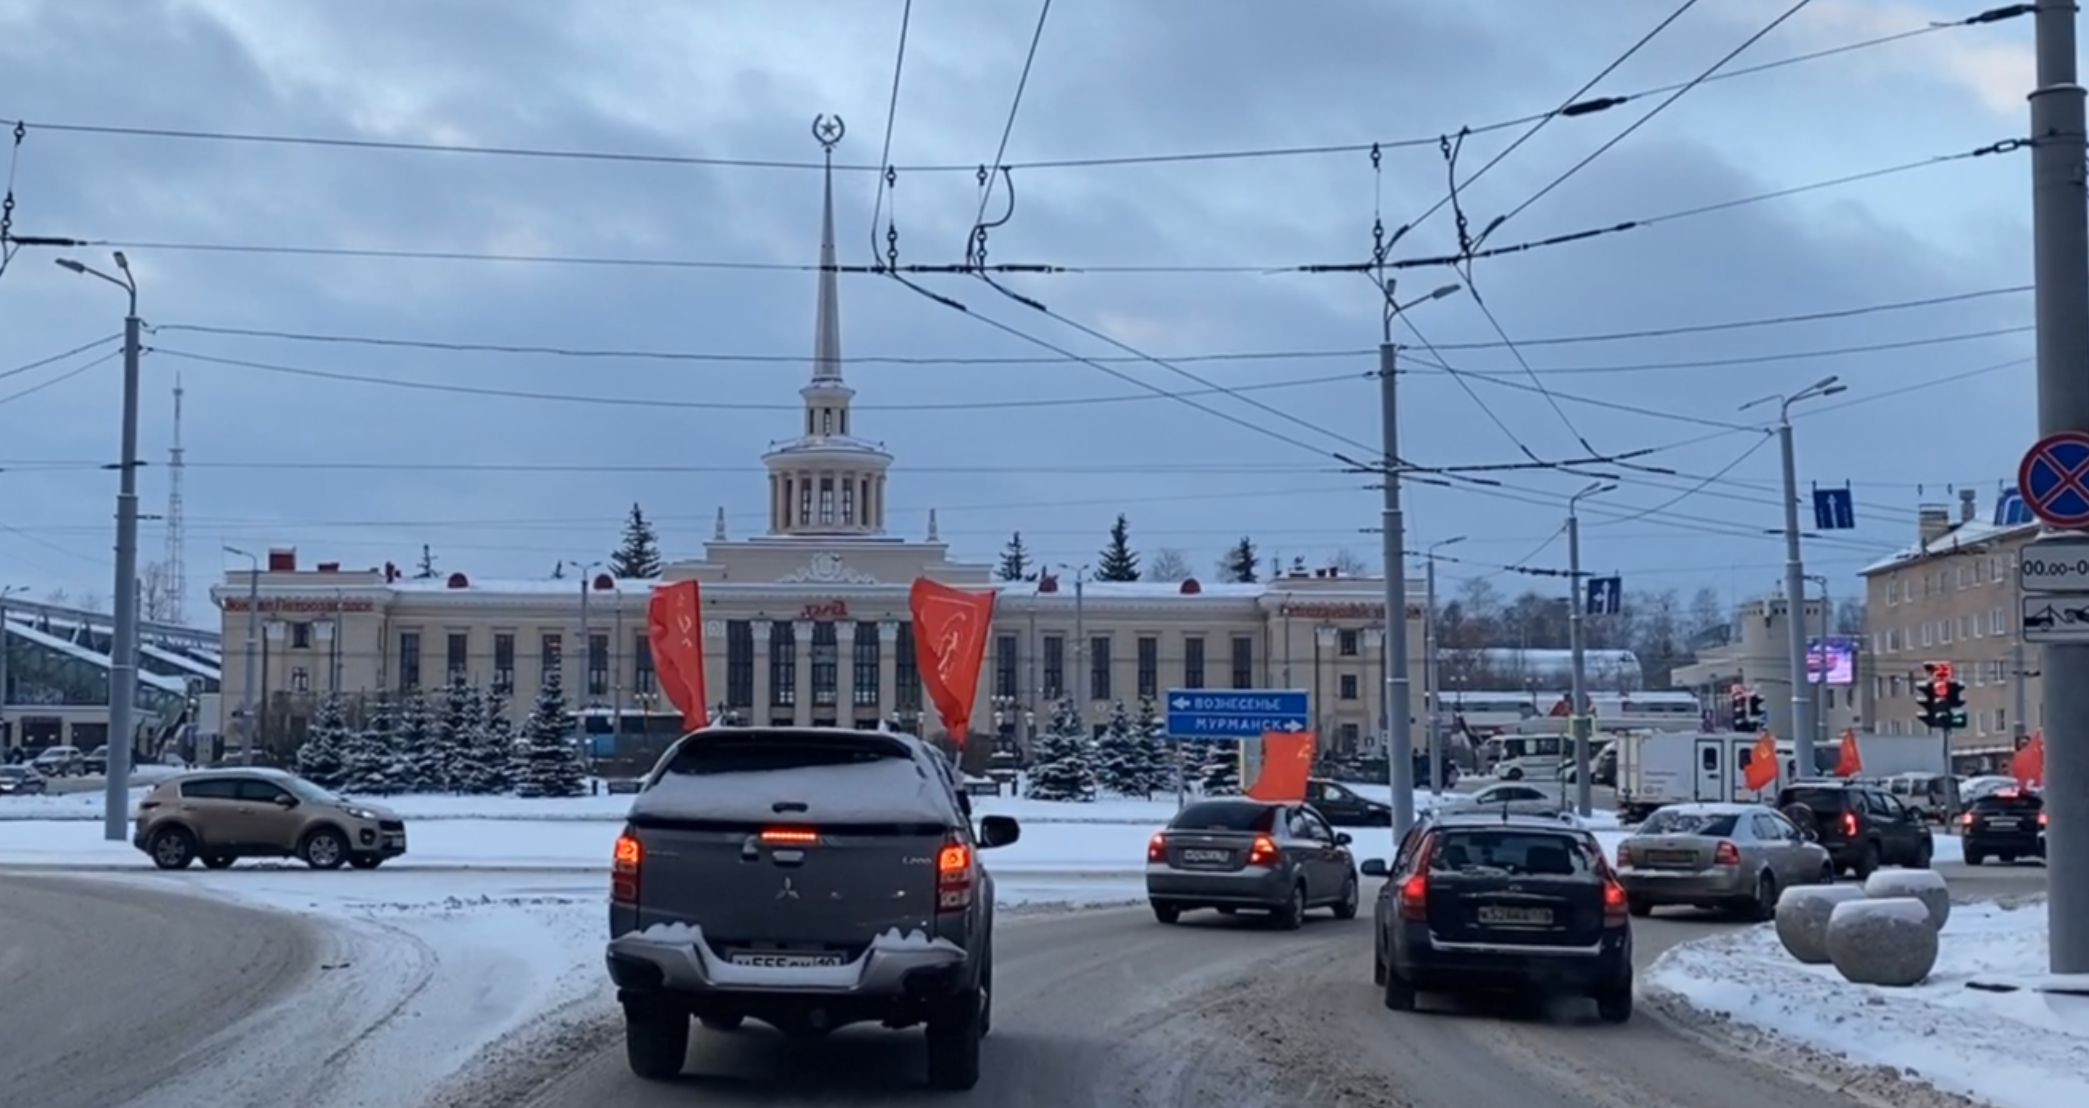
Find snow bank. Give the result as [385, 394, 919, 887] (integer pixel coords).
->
[1650, 899, 2087, 1108]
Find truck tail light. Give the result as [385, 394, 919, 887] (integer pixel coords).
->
[1961, 811, 1976, 828]
[1247, 834, 1281, 866]
[938, 837, 975, 913]
[612, 832, 642, 906]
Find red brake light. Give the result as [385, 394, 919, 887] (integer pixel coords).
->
[1841, 811, 1859, 838]
[1713, 840, 1741, 866]
[1603, 879, 1628, 924]
[1147, 832, 1167, 863]
[612, 832, 642, 906]
[760, 827, 820, 845]
[1399, 873, 1429, 920]
[2040, 810, 2049, 828]
[937, 837, 975, 913]
[1247, 834, 1281, 866]
[1961, 811, 1976, 827]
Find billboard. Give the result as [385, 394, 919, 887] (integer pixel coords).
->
[1806, 636, 1857, 686]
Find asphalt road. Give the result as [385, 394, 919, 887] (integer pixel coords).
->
[0, 875, 320, 1108]
[496, 869, 2043, 1108]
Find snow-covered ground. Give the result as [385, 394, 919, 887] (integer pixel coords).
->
[1648, 899, 2085, 1108]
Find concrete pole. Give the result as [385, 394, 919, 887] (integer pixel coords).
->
[1567, 507, 1591, 818]
[1379, 340, 1415, 838]
[1073, 570, 1086, 725]
[1426, 555, 1441, 795]
[2031, 0, 2089, 973]
[1778, 414, 1817, 777]
[1809, 574, 1830, 749]
[103, 308, 142, 841]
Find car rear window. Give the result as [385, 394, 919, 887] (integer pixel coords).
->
[1430, 829, 1593, 877]
[1972, 792, 2043, 812]
[1777, 786, 1851, 813]
[1637, 810, 1740, 836]
[662, 731, 910, 776]
[1170, 801, 1278, 832]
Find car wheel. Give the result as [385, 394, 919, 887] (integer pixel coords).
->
[1151, 901, 1182, 925]
[698, 1014, 744, 1032]
[1333, 875, 1360, 921]
[1965, 850, 1985, 866]
[1373, 947, 1387, 986]
[924, 989, 984, 1091]
[1272, 883, 1306, 931]
[1750, 872, 1777, 922]
[349, 855, 383, 870]
[1504, 767, 1524, 781]
[979, 957, 992, 1037]
[1596, 986, 1634, 1024]
[300, 827, 349, 870]
[623, 1004, 689, 1081]
[1382, 967, 1416, 1012]
[1854, 842, 1880, 880]
[201, 854, 236, 870]
[148, 827, 196, 870]
[1627, 895, 1653, 918]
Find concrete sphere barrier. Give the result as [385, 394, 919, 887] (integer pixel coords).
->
[1863, 869, 1950, 931]
[1774, 884, 1865, 964]
[1826, 898, 1938, 986]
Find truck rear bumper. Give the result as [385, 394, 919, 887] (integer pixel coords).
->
[606, 924, 967, 1000]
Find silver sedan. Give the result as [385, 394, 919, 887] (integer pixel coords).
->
[1615, 802, 1834, 920]
[1432, 782, 1575, 820]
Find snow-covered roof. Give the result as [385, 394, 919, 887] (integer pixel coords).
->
[1860, 519, 2037, 575]
[3, 619, 188, 694]
[140, 643, 222, 681]
[388, 577, 652, 595]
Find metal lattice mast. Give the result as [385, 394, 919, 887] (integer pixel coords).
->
[161, 371, 187, 624]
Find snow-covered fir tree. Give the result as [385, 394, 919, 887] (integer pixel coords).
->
[610, 502, 663, 579]
[434, 675, 480, 793]
[392, 688, 441, 792]
[295, 692, 351, 789]
[342, 695, 399, 795]
[1092, 701, 1144, 796]
[516, 671, 586, 798]
[1132, 697, 1175, 798]
[1200, 739, 1242, 796]
[1025, 698, 1096, 802]
[476, 690, 516, 795]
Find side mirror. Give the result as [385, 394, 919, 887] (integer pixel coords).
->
[1360, 858, 1390, 878]
[978, 814, 1021, 849]
[274, 794, 298, 809]
[1336, 832, 1354, 846]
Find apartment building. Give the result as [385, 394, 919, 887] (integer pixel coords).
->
[1860, 489, 2035, 772]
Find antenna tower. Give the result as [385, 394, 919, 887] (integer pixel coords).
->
[161, 372, 187, 624]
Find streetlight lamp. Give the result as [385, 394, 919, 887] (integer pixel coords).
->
[57, 252, 142, 842]
[1423, 535, 1466, 794]
[1568, 480, 1616, 818]
[1377, 281, 1461, 840]
[1742, 375, 1847, 779]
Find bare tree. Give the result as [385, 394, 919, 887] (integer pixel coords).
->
[140, 561, 181, 623]
[1329, 548, 1370, 577]
[43, 588, 69, 607]
[78, 591, 106, 613]
[1688, 586, 1726, 636]
[1834, 598, 1866, 635]
[1145, 547, 1193, 582]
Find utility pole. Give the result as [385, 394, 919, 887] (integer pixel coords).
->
[1567, 482, 1613, 819]
[1425, 536, 1465, 794]
[2031, 0, 2089, 974]
[1073, 568, 1088, 730]
[0, 585, 22, 754]
[226, 546, 259, 766]
[56, 253, 139, 842]
[1375, 282, 1459, 840]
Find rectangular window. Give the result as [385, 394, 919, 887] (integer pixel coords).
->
[799, 482, 812, 526]
[1886, 580, 1898, 606]
[1340, 674, 1358, 700]
[1971, 614, 1983, 639]
[1043, 635, 1065, 699]
[769, 621, 797, 707]
[397, 631, 420, 692]
[1921, 623, 1933, 647]
[1998, 706, 2008, 734]
[1990, 659, 2005, 685]
[1940, 619, 1953, 644]
[1339, 722, 1359, 750]
[895, 622, 921, 710]
[1959, 565, 1972, 587]
[291, 621, 311, 649]
[811, 622, 838, 707]
[493, 633, 514, 693]
[819, 477, 835, 525]
[447, 632, 468, 681]
[1872, 674, 1883, 701]
[1231, 635, 1254, 689]
[635, 632, 657, 696]
[853, 622, 881, 707]
[1994, 607, 2006, 635]
[1138, 636, 1159, 699]
[1090, 635, 1111, 702]
[1184, 636, 1206, 690]
[540, 633, 562, 689]
[1338, 629, 1359, 657]
[725, 621, 752, 707]
[1889, 675, 1902, 698]
[841, 482, 855, 526]
[587, 632, 609, 697]
[290, 666, 310, 693]
[994, 634, 1018, 699]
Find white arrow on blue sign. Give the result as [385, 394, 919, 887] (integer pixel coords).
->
[1164, 688, 1312, 740]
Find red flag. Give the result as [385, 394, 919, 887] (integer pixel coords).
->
[1834, 728, 1863, 778]
[1743, 732, 1779, 792]
[909, 579, 996, 745]
[646, 581, 709, 732]
[2013, 731, 2045, 788]
[1246, 731, 1317, 802]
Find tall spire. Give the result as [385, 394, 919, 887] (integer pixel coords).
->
[811, 114, 846, 384]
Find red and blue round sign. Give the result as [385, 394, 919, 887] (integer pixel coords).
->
[2018, 431, 2089, 530]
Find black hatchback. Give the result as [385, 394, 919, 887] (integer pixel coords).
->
[1364, 812, 1632, 1022]
[1961, 791, 2045, 865]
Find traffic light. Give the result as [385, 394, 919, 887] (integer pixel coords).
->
[1729, 685, 1750, 731]
[1917, 661, 1969, 731]
[1748, 692, 1765, 726]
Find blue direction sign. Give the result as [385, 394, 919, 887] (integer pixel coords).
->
[1165, 689, 1310, 740]
[2020, 431, 2089, 530]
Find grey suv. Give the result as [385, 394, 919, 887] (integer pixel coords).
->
[605, 727, 1020, 1090]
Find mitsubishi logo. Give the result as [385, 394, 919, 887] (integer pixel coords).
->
[777, 877, 800, 901]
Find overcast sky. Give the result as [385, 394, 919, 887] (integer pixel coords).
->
[0, 0, 2043, 619]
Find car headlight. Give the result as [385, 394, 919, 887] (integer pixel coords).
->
[345, 807, 380, 821]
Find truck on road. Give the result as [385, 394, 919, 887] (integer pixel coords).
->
[1615, 731, 1945, 823]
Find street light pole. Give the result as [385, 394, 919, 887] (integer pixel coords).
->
[2031, 0, 2089, 974]
[1424, 536, 1465, 795]
[1377, 281, 1461, 840]
[225, 546, 259, 766]
[57, 253, 141, 842]
[1807, 574, 1830, 749]
[1568, 482, 1614, 819]
[1743, 376, 1846, 780]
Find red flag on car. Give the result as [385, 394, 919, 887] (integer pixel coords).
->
[1743, 732, 1779, 792]
[1246, 731, 1317, 802]
[1834, 728, 1863, 778]
[909, 579, 996, 745]
[646, 581, 709, 731]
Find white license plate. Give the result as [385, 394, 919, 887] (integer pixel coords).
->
[1182, 849, 1231, 864]
[1478, 905, 1553, 926]
[1988, 819, 2020, 829]
[726, 951, 847, 969]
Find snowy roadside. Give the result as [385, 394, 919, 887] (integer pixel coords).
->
[1645, 899, 2085, 1108]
